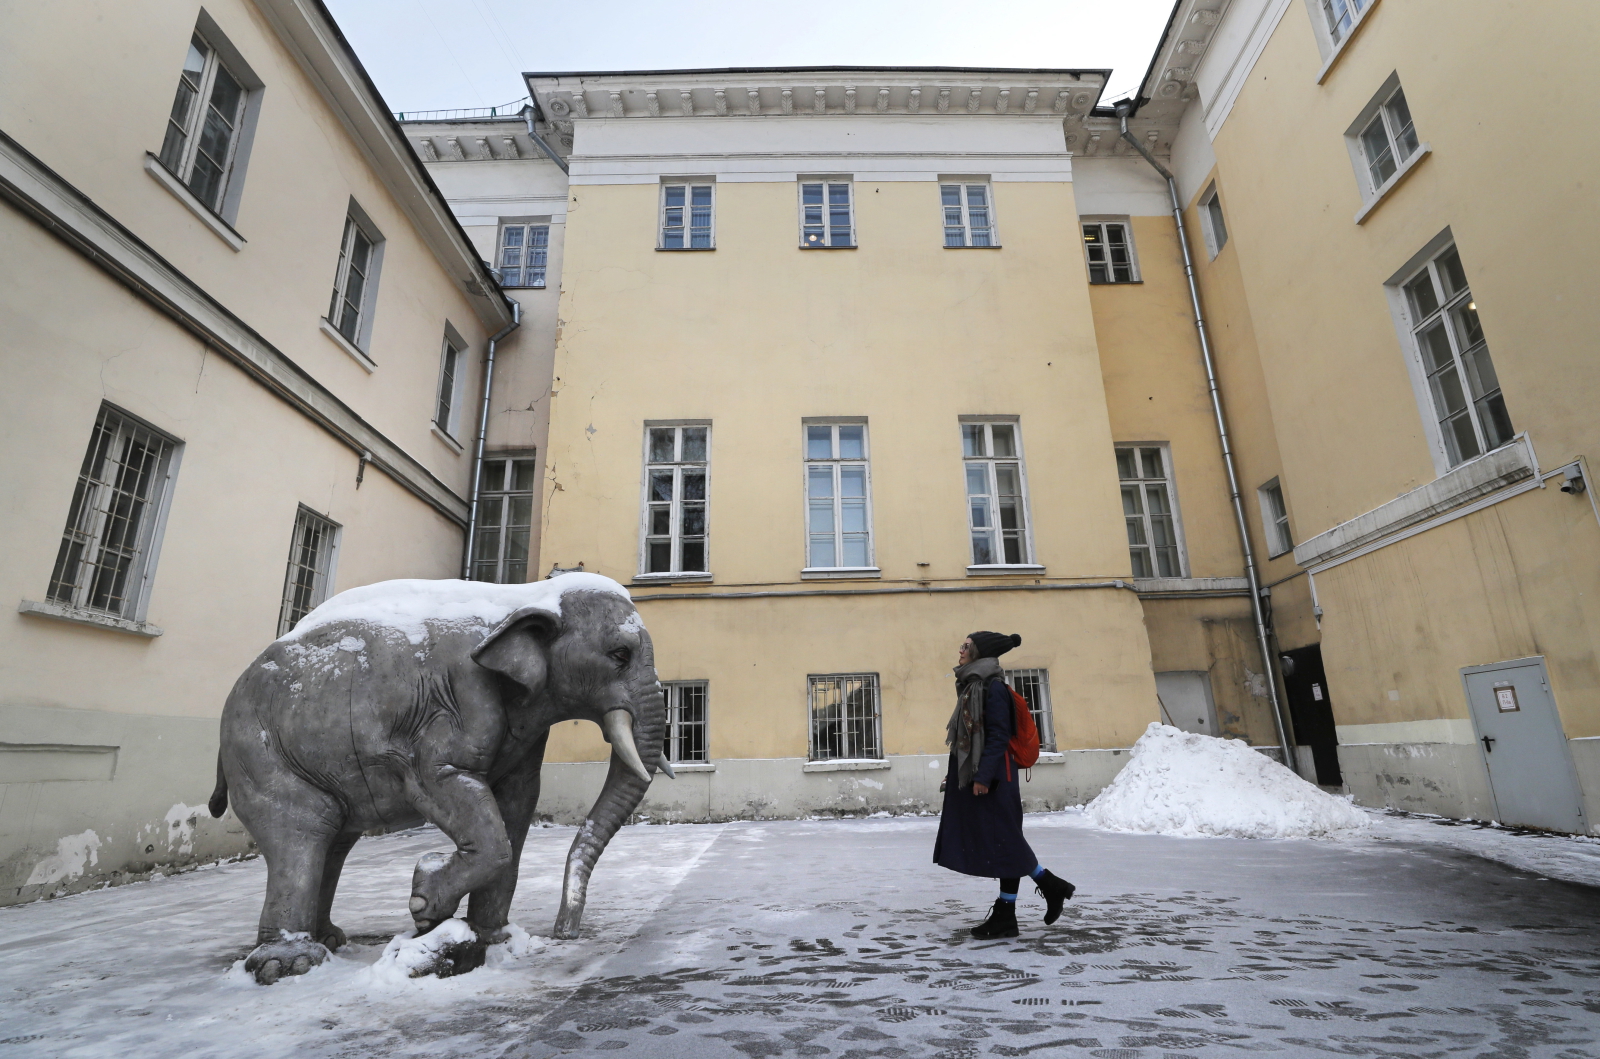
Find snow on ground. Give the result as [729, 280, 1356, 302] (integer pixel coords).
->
[1084, 722, 1369, 839]
[1364, 810, 1600, 889]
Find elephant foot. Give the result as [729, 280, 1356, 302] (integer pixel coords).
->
[381, 918, 491, 979]
[244, 933, 331, 985]
[314, 921, 347, 951]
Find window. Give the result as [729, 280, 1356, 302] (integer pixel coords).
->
[1258, 479, 1293, 557]
[941, 183, 995, 247]
[1117, 445, 1185, 578]
[1199, 184, 1228, 258]
[1004, 669, 1057, 753]
[642, 425, 710, 575]
[434, 330, 466, 438]
[47, 405, 179, 620]
[497, 223, 549, 287]
[662, 681, 709, 763]
[808, 674, 882, 762]
[327, 206, 384, 349]
[470, 455, 537, 583]
[804, 424, 872, 570]
[661, 183, 713, 248]
[277, 507, 339, 636]
[1356, 83, 1419, 193]
[157, 33, 247, 213]
[1082, 220, 1139, 283]
[962, 421, 1031, 567]
[800, 181, 854, 247]
[1401, 245, 1512, 466]
[1320, 0, 1368, 45]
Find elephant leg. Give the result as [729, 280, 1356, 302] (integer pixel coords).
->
[467, 735, 548, 936]
[243, 818, 339, 984]
[405, 765, 514, 934]
[313, 831, 360, 951]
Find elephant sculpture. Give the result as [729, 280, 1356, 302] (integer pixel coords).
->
[206, 572, 671, 984]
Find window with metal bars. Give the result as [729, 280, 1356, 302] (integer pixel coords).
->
[157, 33, 247, 214]
[327, 208, 383, 348]
[661, 681, 709, 763]
[808, 673, 882, 762]
[1003, 668, 1057, 753]
[1401, 245, 1512, 467]
[434, 332, 465, 437]
[962, 421, 1031, 566]
[642, 425, 710, 575]
[47, 405, 179, 619]
[277, 506, 339, 636]
[1083, 221, 1138, 283]
[1357, 84, 1419, 194]
[470, 455, 537, 583]
[941, 183, 995, 247]
[804, 424, 872, 570]
[661, 183, 713, 249]
[800, 181, 854, 247]
[1117, 445, 1185, 578]
[497, 223, 549, 287]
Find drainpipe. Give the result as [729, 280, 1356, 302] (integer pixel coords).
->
[519, 104, 569, 175]
[1115, 103, 1296, 771]
[462, 299, 522, 579]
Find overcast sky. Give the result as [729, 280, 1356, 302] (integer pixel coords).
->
[324, 0, 1176, 117]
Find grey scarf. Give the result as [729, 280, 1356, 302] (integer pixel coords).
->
[946, 656, 1002, 789]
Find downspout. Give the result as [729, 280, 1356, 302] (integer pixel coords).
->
[519, 104, 569, 175]
[1115, 103, 1296, 771]
[463, 299, 522, 578]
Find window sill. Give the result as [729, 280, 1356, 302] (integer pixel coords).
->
[803, 759, 890, 773]
[501, 284, 547, 290]
[1034, 752, 1065, 765]
[319, 318, 377, 373]
[1133, 576, 1251, 597]
[1088, 279, 1144, 285]
[667, 762, 716, 773]
[800, 567, 881, 581]
[144, 154, 245, 252]
[944, 245, 1002, 250]
[655, 247, 715, 252]
[966, 564, 1045, 576]
[18, 599, 163, 638]
[431, 423, 464, 454]
[1353, 145, 1431, 226]
[799, 244, 857, 250]
[631, 572, 713, 585]
[1315, 0, 1382, 84]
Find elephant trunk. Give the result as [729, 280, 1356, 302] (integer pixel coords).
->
[553, 674, 666, 938]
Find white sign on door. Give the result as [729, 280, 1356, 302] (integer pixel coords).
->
[1495, 686, 1520, 713]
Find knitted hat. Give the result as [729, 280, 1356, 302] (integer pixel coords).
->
[969, 631, 1021, 659]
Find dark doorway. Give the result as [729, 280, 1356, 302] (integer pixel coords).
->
[1280, 644, 1342, 786]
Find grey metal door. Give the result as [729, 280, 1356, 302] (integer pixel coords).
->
[1461, 657, 1586, 833]
[1155, 671, 1217, 736]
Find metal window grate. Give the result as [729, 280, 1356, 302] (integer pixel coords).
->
[277, 506, 339, 636]
[662, 681, 709, 763]
[808, 673, 882, 761]
[48, 406, 177, 619]
[1004, 668, 1057, 752]
[471, 455, 538, 583]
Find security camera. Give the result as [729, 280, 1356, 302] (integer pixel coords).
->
[1561, 465, 1587, 495]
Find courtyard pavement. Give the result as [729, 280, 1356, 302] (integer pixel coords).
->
[2, 811, 1599, 1058]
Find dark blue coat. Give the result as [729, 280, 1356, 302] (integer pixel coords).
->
[932, 676, 1038, 879]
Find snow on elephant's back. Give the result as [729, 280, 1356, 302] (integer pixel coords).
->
[279, 572, 634, 646]
[1084, 723, 1368, 839]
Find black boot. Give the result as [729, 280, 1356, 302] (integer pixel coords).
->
[1034, 869, 1076, 925]
[970, 899, 1019, 939]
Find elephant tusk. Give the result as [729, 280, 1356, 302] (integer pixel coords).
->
[602, 708, 653, 784]
[658, 759, 676, 779]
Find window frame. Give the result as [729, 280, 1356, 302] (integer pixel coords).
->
[1198, 183, 1228, 259]
[801, 421, 876, 576]
[798, 178, 856, 249]
[638, 422, 712, 579]
[940, 180, 998, 248]
[1344, 74, 1429, 215]
[1003, 668, 1057, 753]
[960, 418, 1038, 571]
[469, 452, 539, 584]
[1302, 0, 1379, 68]
[1116, 443, 1189, 580]
[661, 680, 710, 764]
[153, 16, 262, 224]
[807, 672, 884, 763]
[325, 200, 386, 354]
[276, 505, 341, 637]
[1257, 478, 1293, 558]
[496, 221, 550, 288]
[433, 326, 468, 441]
[1081, 217, 1141, 284]
[658, 180, 715, 250]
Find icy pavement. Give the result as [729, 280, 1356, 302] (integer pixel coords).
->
[3, 811, 1599, 1058]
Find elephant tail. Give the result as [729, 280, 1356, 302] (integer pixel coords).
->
[208, 753, 228, 818]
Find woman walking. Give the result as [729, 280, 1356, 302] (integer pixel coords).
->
[933, 630, 1075, 939]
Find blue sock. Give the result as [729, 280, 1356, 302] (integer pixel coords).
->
[997, 891, 1017, 903]
[1030, 864, 1046, 879]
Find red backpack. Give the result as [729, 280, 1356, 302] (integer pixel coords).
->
[1004, 683, 1041, 775]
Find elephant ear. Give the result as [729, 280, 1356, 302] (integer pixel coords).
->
[471, 606, 562, 692]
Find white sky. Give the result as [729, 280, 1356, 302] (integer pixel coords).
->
[323, 0, 1176, 117]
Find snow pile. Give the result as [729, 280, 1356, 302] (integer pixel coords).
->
[365, 919, 546, 984]
[280, 572, 632, 645]
[1085, 723, 1368, 839]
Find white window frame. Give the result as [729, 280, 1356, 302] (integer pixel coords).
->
[798, 178, 855, 248]
[1198, 183, 1228, 259]
[1257, 478, 1293, 558]
[639, 423, 711, 579]
[662, 681, 710, 764]
[433, 325, 468, 441]
[1303, 0, 1378, 64]
[802, 421, 875, 576]
[659, 180, 715, 249]
[1082, 217, 1140, 283]
[47, 403, 182, 623]
[1003, 668, 1057, 753]
[1116, 443, 1189, 579]
[1344, 74, 1429, 213]
[325, 200, 385, 353]
[940, 180, 998, 248]
[154, 15, 262, 222]
[469, 452, 538, 584]
[807, 673, 883, 762]
[496, 221, 550, 288]
[961, 418, 1038, 571]
[276, 505, 341, 637]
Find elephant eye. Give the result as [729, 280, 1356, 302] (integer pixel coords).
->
[608, 647, 632, 670]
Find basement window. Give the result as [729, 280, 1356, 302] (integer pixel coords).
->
[808, 673, 883, 762]
[662, 681, 709, 763]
